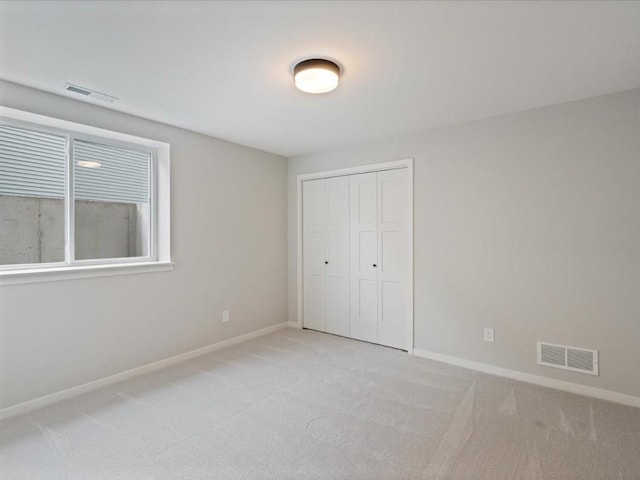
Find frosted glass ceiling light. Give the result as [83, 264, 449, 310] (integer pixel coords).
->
[293, 58, 340, 94]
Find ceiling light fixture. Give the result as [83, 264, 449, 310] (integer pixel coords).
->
[293, 58, 340, 94]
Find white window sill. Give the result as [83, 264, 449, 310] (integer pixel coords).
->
[0, 261, 175, 286]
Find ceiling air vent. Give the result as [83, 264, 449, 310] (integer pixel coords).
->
[537, 342, 598, 376]
[65, 83, 118, 103]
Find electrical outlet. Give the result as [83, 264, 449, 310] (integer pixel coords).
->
[222, 310, 230, 323]
[484, 327, 495, 342]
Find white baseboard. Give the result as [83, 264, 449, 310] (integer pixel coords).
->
[412, 348, 640, 409]
[0, 322, 289, 421]
[288, 321, 302, 329]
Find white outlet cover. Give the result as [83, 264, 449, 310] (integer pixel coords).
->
[222, 310, 230, 323]
[484, 327, 495, 342]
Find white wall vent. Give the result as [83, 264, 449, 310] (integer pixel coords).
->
[537, 342, 598, 376]
[65, 83, 118, 103]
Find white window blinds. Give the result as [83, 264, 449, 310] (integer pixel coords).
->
[0, 124, 66, 199]
[74, 140, 150, 205]
[0, 126, 150, 205]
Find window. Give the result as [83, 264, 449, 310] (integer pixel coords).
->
[0, 106, 171, 283]
[73, 139, 151, 260]
[0, 124, 66, 265]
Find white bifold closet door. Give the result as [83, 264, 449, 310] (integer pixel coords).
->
[375, 169, 409, 349]
[303, 168, 409, 350]
[350, 169, 409, 349]
[302, 176, 350, 337]
[349, 172, 378, 343]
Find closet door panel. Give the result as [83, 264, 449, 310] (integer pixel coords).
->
[302, 179, 326, 332]
[377, 169, 409, 349]
[357, 181, 377, 223]
[349, 172, 378, 343]
[325, 176, 350, 337]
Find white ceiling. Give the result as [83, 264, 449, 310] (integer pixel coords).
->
[1, 1, 639, 157]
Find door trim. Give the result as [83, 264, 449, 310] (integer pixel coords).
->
[296, 158, 414, 353]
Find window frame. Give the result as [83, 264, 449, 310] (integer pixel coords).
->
[0, 106, 172, 285]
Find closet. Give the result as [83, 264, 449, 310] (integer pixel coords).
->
[302, 167, 410, 350]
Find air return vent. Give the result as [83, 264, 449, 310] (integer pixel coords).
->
[537, 342, 598, 376]
[65, 83, 118, 103]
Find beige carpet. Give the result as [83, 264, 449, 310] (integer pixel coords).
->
[1, 328, 639, 479]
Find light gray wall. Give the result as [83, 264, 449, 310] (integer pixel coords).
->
[288, 89, 640, 398]
[0, 80, 288, 410]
